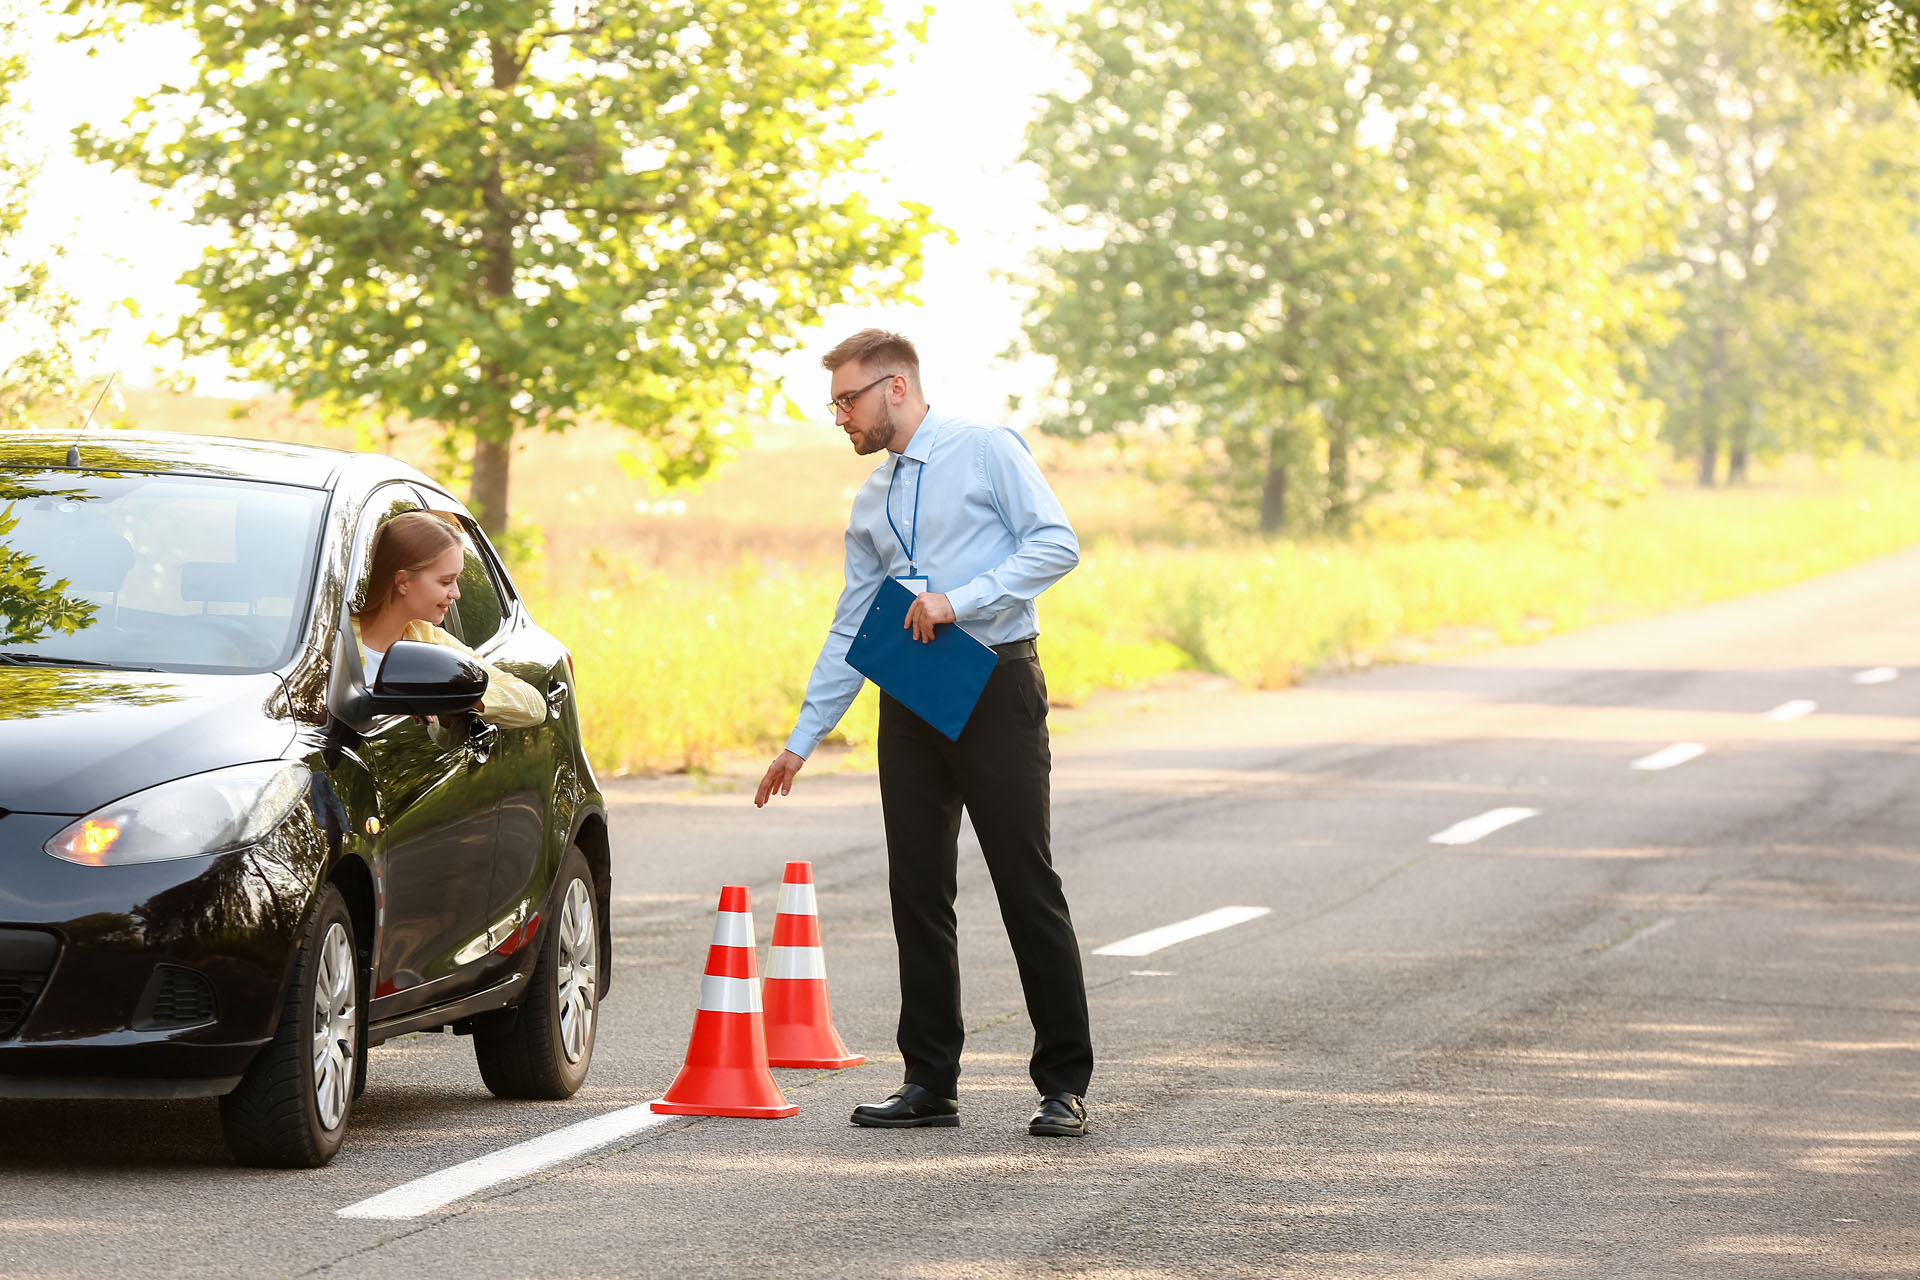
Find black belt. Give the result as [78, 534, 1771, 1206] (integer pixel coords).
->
[991, 637, 1037, 662]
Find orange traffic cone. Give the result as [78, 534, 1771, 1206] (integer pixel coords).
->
[652, 886, 798, 1118]
[763, 862, 865, 1069]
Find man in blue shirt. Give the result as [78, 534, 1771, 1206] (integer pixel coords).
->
[754, 328, 1093, 1137]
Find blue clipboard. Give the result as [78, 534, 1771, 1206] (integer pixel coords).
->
[845, 577, 997, 741]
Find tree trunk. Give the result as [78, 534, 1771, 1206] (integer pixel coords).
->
[1324, 421, 1351, 534]
[1727, 397, 1757, 485]
[471, 435, 511, 537]
[465, 28, 525, 539]
[1696, 434, 1718, 489]
[1259, 438, 1288, 536]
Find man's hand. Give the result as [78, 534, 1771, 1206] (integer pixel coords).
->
[755, 749, 805, 807]
[904, 590, 956, 643]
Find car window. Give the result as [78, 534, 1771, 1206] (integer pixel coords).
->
[347, 489, 423, 615]
[446, 522, 506, 649]
[0, 470, 327, 672]
[349, 498, 506, 651]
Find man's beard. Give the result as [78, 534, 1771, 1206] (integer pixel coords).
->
[853, 400, 898, 455]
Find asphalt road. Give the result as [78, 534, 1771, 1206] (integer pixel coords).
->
[3, 547, 1919, 1278]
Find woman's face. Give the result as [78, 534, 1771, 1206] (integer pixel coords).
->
[394, 543, 464, 627]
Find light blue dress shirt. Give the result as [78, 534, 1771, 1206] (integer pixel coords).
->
[784, 408, 1080, 758]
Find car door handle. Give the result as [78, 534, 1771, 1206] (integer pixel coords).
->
[467, 718, 500, 764]
[545, 678, 569, 713]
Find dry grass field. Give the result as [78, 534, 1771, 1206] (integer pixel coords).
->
[116, 386, 1188, 589]
[99, 386, 1920, 775]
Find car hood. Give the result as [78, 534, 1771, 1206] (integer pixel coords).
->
[0, 667, 295, 815]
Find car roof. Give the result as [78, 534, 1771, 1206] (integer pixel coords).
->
[0, 428, 442, 494]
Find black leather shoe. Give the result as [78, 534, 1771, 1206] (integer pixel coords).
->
[850, 1083, 959, 1128]
[1028, 1092, 1088, 1137]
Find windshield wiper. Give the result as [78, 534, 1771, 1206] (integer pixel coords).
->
[0, 651, 161, 672]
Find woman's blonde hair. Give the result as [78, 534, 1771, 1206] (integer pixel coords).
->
[357, 510, 463, 618]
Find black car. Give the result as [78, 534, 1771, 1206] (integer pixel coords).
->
[0, 430, 610, 1166]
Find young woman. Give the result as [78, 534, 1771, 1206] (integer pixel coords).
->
[351, 510, 545, 728]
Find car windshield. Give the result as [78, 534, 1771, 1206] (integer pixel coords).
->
[0, 469, 328, 673]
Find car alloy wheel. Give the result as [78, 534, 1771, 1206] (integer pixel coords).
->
[312, 921, 357, 1131]
[473, 846, 599, 1099]
[220, 883, 361, 1167]
[556, 877, 596, 1065]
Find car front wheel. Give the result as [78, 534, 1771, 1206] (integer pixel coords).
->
[474, 847, 599, 1099]
[220, 883, 360, 1167]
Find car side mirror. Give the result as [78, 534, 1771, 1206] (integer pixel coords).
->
[328, 627, 488, 733]
[368, 640, 488, 718]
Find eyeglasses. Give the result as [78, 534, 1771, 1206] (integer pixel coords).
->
[827, 373, 897, 417]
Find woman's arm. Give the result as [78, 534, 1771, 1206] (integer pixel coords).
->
[408, 621, 548, 728]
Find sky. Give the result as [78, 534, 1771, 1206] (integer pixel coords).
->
[10, 2, 1074, 424]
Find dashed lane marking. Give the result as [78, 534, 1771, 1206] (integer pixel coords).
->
[338, 1102, 675, 1220]
[1765, 700, 1816, 722]
[1092, 906, 1271, 957]
[1427, 807, 1540, 846]
[1631, 742, 1706, 771]
[1855, 667, 1899, 685]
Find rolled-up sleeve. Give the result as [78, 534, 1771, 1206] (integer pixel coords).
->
[785, 521, 885, 759]
[418, 623, 547, 728]
[943, 429, 1079, 622]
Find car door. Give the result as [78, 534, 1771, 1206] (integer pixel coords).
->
[413, 499, 569, 956]
[327, 487, 501, 1017]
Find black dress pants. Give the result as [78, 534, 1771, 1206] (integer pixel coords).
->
[877, 649, 1094, 1098]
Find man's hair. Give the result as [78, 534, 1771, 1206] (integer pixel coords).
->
[822, 328, 921, 390]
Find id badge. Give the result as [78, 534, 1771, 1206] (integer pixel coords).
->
[897, 575, 929, 596]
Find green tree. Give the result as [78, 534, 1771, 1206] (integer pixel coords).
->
[70, 0, 936, 533]
[0, 0, 109, 430]
[1638, 0, 1920, 484]
[1780, 0, 1920, 97]
[1015, 0, 1666, 534]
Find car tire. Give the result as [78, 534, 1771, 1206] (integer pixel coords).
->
[474, 847, 599, 1100]
[219, 884, 361, 1168]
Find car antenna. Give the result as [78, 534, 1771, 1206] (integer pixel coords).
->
[66, 371, 116, 466]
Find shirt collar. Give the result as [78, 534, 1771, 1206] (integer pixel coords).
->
[899, 406, 942, 463]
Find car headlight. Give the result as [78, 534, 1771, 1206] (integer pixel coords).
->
[45, 762, 312, 866]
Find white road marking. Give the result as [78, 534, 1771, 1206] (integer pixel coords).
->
[1427, 807, 1540, 846]
[338, 1103, 675, 1220]
[1855, 667, 1899, 685]
[1631, 742, 1706, 771]
[1129, 970, 1174, 977]
[1765, 700, 1817, 722]
[1092, 906, 1270, 957]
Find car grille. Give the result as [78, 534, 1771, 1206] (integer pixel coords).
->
[134, 965, 217, 1030]
[0, 929, 59, 1039]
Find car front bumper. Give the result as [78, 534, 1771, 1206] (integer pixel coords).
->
[0, 810, 321, 1096]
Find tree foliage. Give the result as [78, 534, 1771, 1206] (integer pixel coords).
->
[69, 0, 937, 531]
[1780, 0, 1920, 97]
[1016, 0, 1668, 534]
[1639, 0, 1920, 484]
[0, 503, 98, 646]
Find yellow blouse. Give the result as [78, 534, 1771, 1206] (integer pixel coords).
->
[351, 617, 547, 728]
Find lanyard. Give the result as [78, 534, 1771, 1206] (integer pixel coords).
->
[885, 454, 923, 575]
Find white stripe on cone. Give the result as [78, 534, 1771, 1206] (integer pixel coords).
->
[768, 946, 827, 981]
[710, 910, 754, 948]
[776, 881, 818, 916]
[699, 973, 762, 1014]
